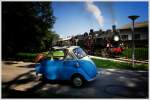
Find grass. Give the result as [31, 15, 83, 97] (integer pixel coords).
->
[120, 48, 148, 60]
[92, 58, 148, 71]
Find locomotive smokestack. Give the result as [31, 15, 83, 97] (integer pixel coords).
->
[89, 29, 94, 37]
[112, 25, 116, 32]
[90, 29, 94, 33]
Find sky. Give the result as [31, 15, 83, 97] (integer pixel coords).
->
[52, 1, 148, 38]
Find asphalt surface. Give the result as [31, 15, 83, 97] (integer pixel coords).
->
[2, 61, 148, 98]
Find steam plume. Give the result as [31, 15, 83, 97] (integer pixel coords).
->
[109, 2, 117, 26]
[85, 0, 104, 27]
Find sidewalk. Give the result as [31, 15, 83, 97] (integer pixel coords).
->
[89, 55, 148, 64]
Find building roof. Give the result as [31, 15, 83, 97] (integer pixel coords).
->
[58, 37, 71, 41]
[119, 21, 148, 29]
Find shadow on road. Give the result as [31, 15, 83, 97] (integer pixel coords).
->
[17, 64, 35, 68]
[4, 61, 19, 65]
[2, 69, 74, 98]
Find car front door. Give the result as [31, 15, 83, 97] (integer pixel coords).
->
[44, 60, 63, 80]
[59, 53, 78, 80]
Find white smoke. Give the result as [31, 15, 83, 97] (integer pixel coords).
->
[85, 0, 104, 27]
[109, 2, 118, 26]
[114, 20, 118, 27]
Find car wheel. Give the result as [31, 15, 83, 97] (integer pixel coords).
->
[71, 75, 85, 87]
[41, 74, 48, 81]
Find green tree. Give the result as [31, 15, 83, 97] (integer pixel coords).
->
[2, 2, 59, 58]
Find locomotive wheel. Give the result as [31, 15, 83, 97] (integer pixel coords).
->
[101, 49, 108, 57]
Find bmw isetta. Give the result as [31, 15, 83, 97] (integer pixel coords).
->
[35, 46, 98, 87]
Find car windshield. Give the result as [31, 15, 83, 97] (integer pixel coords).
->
[73, 48, 87, 59]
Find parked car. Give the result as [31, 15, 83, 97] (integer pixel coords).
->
[35, 46, 99, 87]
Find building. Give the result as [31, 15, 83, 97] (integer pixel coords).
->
[119, 21, 148, 47]
[56, 37, 72, 46]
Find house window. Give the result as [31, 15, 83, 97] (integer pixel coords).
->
[134, 34, 140, 40]
[121, 35, 128, 40]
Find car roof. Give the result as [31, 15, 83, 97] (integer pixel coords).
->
[67, 46, 79, 51]
[52, 46, 66, 50]
[52, 46, 79, 51]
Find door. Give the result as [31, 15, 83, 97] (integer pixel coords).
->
[59, 53, 77, 80]
[45, 60, 63, 80]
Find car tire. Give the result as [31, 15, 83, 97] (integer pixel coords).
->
[41, 74, 48, 81]
[71, 75, 85, 87]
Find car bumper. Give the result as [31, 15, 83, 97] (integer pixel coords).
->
[87, 71, 101, 82]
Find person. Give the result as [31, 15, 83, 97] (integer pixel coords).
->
[34, 53, 45, 81]
[35, 53, 45, 63]
[106, 40, 112, 57]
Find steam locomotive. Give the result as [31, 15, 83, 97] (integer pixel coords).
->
[56, 25, 124, 58]
[78, 25, 124, 57]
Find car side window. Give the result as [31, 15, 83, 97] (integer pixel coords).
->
[52, 50, 64, 60]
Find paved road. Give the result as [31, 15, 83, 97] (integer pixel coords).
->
[2, 61, 148, 98]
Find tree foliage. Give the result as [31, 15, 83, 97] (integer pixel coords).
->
[2, 2, 59, 57]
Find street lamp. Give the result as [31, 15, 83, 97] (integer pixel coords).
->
[128, 15, 139, 67]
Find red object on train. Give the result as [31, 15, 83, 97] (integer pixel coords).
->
[112, 47, 123, 54]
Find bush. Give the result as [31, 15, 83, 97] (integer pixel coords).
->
[120, 48, 148, 60]
[15, 52, 37, 61]
[15, 51, 64, 61]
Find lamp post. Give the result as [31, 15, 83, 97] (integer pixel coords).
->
[128, 15, 139, 67]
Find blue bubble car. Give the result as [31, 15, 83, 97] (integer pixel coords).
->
[35, 46, 99, 87]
